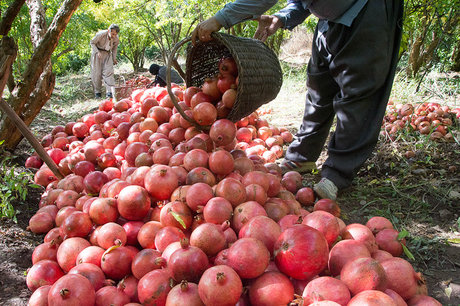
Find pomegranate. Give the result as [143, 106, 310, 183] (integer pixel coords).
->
[209, 119, 237, 147]
[117, 185, 151, 221]
[137, 221, 163, 249]
[342, 223, 378, 253]
[76, 245, 105, 266]
[56, 237, 91, 272]
[347, 290, 397, 306]
[131, 249, 166, 279]
[215, 178, 247, 208]
[203, 197, 233, 224]
[190, 222, 227, 257]
[28, 285, 51, 306]
[97, 222, 127, 249]
[144, 165, 179, 200]
[407, 295, 442, 305]
[137, 269, 173, 306]
[100, 246, 133, 280]
[232, 201, 267, 234]
[381, 257, 425, 300]
[28, 212, 54, 234]
[166, 280, 204, 306]
[160, 200, 193, 230]
[32, 242, 58, 264]
[375, 228, 405, 257]
[68, 263, 105, 291]
[340, 257, 388, 295]
[26, 260, 64, 292]
[169, 238, 209, 282]
[238, 215, 281, 255]
[154, 226, 186, 253]
[302, 276, 351, 306]
[313, 198, 341, 217]
[328, 239, 371, 276]
[273, 224, 329, 280]
[226, 237, 270, 279]
[366, 216, 394, 235]
[249, 271, 294, 306]
[302, 210, 340, 247]
[94, 286, 130, 306]
[48, 274, 96, 305]
[198, 265, 243, 306]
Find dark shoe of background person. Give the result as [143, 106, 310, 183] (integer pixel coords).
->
[95, 93, 102, 99]
[107, 92, 113, 98]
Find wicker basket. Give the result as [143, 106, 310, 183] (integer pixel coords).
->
[185, 32, 283, 122]
[114, 76, 133, 101]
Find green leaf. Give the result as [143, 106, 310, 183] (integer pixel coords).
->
[447, 238, 460, 244]
[170, 211, 186, 229]
[402, 244, 415, 260]
[397, 229, 409, 240]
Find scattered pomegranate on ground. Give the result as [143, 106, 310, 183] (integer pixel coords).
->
[23, 59, 445, 305]
[382, 100, 459, 142]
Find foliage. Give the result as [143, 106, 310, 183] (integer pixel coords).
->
[0, 141, 38, 221]
[402, 0, 459, 76]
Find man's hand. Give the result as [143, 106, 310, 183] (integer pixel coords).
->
[113, 59, 118, 65]
[191, 17, 222, 45]
[254, 15, 283, 42]
[97, 52, 102, 59]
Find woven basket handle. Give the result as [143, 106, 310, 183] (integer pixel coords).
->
[166, 37, 210, 131]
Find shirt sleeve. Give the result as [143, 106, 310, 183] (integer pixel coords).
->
[214, 0, 278, 29]
[274, 0, 311, 30]
[112, 36, 119, 61]
[90, 32, 103, 53]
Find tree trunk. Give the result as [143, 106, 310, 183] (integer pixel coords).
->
[451, 38, 460, 72]
[0, 0, 82, 150]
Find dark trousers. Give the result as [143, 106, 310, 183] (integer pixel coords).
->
[285, 0, 404, 189]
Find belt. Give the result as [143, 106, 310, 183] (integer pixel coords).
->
[97, 47, 110, 52]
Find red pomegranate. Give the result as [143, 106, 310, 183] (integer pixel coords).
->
[273, 224, 329, 280]
[198, 265, 242, 306]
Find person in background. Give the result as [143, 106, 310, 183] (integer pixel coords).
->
[192, 0, 404, 200]
[90, 24, 120, 99]
[148, 64, 184, 87]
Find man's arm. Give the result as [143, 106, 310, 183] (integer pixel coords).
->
[90, 31, 103, 53]
[112, 36, 119, 63]
[214, 0, 278, 29]
[274, 0, 311, 30]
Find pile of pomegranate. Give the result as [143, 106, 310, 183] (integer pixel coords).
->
[124, 75, 153, 89]
[382, 100, 459, 142]
[24, 58, 442, 305]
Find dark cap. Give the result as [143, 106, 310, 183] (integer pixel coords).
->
[149, 64, 160, 75]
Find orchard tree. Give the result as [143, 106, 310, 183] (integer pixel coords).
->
[0, 0, 83, 150]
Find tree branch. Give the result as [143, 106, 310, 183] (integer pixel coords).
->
[0, 0, 26, 35]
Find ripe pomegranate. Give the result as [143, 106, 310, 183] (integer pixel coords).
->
[169, 238, 209, 283]
[366, 216, 394, 235]
[28, 285, 51, 306]
[375, 228, 405, 257]
[117, 185, 151, 221]
[209, 119, 237, 147]
[302, 276, 351, 306]
[190, 222, 227, 257]
[203, 197, 233, 224]
[56, 237, 91, 273]
[144, 165, 179, 200]
[273, 224, 329, 280]
[302, 211, 340, 247]
[100, 246, 133, 280]
[328, 239, 371, 276]
[340, 257, 388, 295]
[198, 265, 242, 306]
[137, 269, 173, 306]
[26, 260, 64, 292]
[97, 222, 127, 249]
[48, 274, 96, 306]
[166, 280, 204, 306]
[342, 223, 378, 253]
[68, 263, 105, 291]
[381, 257, 425, 300]
[238, 215, 281, 255]
[249, 271, 294, 306]
[226, 237, 270, 279]
[131, 249, 166, 279]
[347, 290, 397, 306]
[154, 226, 186, 253]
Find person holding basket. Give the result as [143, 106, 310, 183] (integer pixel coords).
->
[192, 0, 404, 200]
